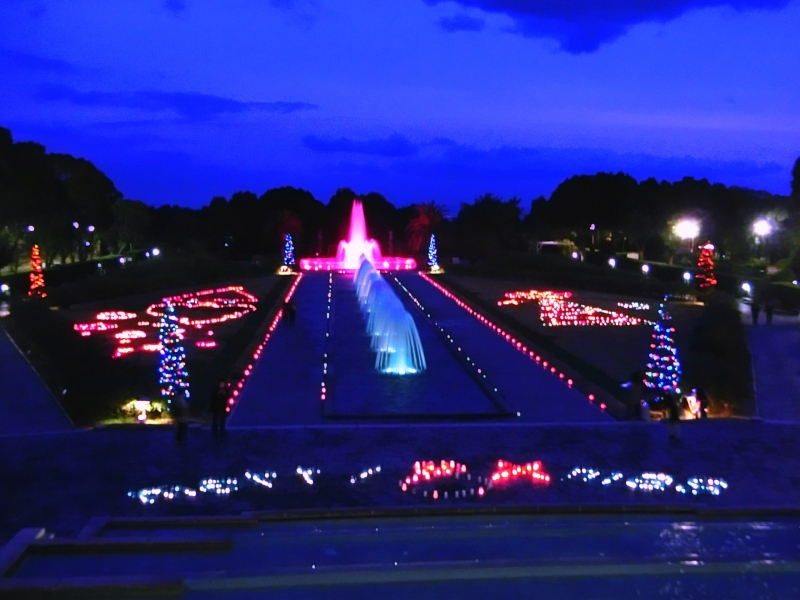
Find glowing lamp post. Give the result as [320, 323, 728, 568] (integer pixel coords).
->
[674, 220, 700, 252]
[753, 219, 773, 263]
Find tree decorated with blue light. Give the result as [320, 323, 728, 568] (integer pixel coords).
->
[427, 234, 439, 270]
[283, 233, 295, 267]
[644, 296, 681, 397]
[158, 301, 190, 409]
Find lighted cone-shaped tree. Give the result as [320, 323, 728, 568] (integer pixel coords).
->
[696, 241, 717, 289]
[283, 233, 295, 267]
[427, 234, 441, 272]
[28, 244, 46, 298]
[158, 301, 190, 409]
[644, 297, 682, 397]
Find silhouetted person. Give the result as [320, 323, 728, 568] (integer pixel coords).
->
[284, 300, 296, 326]
[640, 399, 651, 422]
[209, 380, 229, 439]
[751, 301, 761, 325]
[665, 393, 681, 441]
[765, 300, 774, 324]
[696, 387, 709, 419]
[173, 390, 190, 442]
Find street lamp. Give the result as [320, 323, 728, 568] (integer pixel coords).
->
[753, 219, 772, 237]
[641, 264, 650, 275]
[683, 272, 692, 283]
[674, 219, 700, 252]
[753, 219, 773, 262]
[608, 258, 616, 268]
[27, 225, 34, 232]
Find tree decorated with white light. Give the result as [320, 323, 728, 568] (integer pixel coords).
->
[283, 233, 295, 267]
[158, 301, 189, 409]
[427, 234, 439, 270]
[644, 296, 681, 397]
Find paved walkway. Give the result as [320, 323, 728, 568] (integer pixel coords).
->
[228, 274, 328, 427]
[739, 302, 800, 421]
[397, 274, 610, 423]
[0, 326, 72, 435]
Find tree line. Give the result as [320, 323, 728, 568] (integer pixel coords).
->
[2, 125, 799, 273]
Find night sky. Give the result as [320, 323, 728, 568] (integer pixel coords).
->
[1, 0, 798, 211]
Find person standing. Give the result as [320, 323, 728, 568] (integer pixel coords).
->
[173, 390, 190, 442]
[750, 301, 761, 326]
[209, 380, 229, 439]
[666, 393, 681, 441]
[765, 300, 774, 325]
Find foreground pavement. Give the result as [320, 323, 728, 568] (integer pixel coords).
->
[1, 419, 798, 546]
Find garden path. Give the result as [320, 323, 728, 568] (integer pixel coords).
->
[740, 301, 800, 421]
[0, 327, 73, 435]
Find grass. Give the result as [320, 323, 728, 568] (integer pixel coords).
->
[683, 292, 755, 416]
[3, 264, 291, 427]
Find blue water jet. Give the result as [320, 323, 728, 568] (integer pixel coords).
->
[354, 258, 426, 375]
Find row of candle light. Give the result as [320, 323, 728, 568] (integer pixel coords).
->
[418, 273, 606, 412]
[130, 462, 728, 505]
[320, 273, 333, 406]
[565, 467, 727, 495]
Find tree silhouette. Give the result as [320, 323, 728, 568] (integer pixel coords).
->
[406, 201, 447, 253]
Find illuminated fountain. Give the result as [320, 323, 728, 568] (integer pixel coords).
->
[300, 200, 416, 271]
[354, 258, 426, 375]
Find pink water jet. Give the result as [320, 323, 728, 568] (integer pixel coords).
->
[300, 200, 417, 271]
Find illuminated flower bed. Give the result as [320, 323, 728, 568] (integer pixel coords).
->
[72, 285, 257, 359]
[499, 290, 647, 327]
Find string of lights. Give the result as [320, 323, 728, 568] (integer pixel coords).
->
[393, 276, 506, 406]
[158, 301, 190, 405]
[427, 234, 441, 273]
[644, 296, 682, 395]
[283, 233, 295, 267]
[399, 460, 482, 499]
[128, 465, 728, 505]
[28, 245, 46, 298]
[74, 285, 258, 359]
[696, 242, 717, 289]
[350, 465, 381, 484]
[500, 290, 647, 327]
[488, 460, 551, 486]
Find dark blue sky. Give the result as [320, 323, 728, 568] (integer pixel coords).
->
[1, 0, 798, 211]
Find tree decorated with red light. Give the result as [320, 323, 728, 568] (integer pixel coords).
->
[28, 245, 46, 298]
[695, 241, 717, 289]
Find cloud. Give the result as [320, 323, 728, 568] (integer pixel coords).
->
[36, 84, 318, 120]
[438, 14, 486, 32]
[303, 134, 419, 157]
[0, 47, 76, 73]
[424, 0, 792, 52]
